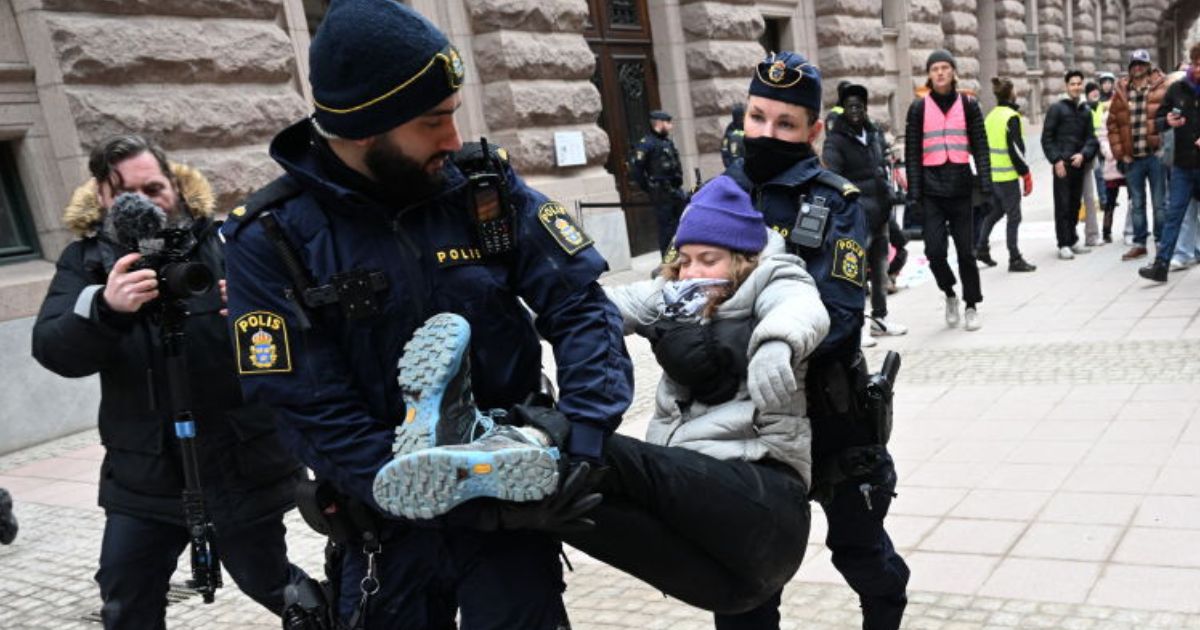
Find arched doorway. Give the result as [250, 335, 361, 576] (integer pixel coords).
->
[584, 0, 664, 256]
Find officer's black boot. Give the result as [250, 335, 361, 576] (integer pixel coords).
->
[974, 247, 997, 268]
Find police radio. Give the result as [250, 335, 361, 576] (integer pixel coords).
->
[455, 137, 515, 256]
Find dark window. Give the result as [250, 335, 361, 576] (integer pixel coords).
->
[0, 143, 39, 262]
[610, 0, 639, 27]
[760, 17, 785, 53]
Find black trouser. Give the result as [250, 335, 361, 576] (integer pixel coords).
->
[651, 192, 684, 257]
[720, 451, 909, 630]
[977, 179, 1023, 260]
[887, 217, 908, 277]
[923, 195, 982, 305]
[564, 434, 811, 616]
[1103, 182, 1123, 237]
[1053, 164, 1086, 248]
[96, 511, 305, 629]
[867, 208, 890, 319]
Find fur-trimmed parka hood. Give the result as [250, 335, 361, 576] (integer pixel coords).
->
[61, 162, 216, 237]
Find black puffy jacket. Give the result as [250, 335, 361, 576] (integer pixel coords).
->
[1042, 96, 1099, 165]
[822, 118, 891, 227]
[31, 167, 301, 528]
[1157, 75, 1200, 170]
[905, 91, 993, 200]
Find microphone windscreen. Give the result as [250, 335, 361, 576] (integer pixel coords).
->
[103, 193, 167, 251]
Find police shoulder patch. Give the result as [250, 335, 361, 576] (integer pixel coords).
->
[234, 311, 292, 375]
[537, 201, 593, 255]
[830, 238, 866, 288]
[815, 170, 860, 200]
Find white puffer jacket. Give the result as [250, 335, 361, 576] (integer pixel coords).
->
[605, 232, 830, 486]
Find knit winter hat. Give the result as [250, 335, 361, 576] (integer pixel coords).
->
[309, 0, 465, 139]
[926, 49, 957, 72]
[674, 175, 767, 254]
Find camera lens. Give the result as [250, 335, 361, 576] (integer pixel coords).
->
[161, 262, 214, 298]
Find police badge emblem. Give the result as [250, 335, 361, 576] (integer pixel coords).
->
[768, 60, 787, 84]
[831, 238, 867, 287]
[537, 201, 594, 255]
[444, 46, 465, 88]
[234, 311, 292, 374]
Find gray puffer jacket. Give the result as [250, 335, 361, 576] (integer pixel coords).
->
[605, 232, 829, 486]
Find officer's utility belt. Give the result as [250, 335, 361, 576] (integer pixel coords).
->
[807, 350, 901, 448]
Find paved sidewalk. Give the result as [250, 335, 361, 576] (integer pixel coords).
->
[3, 141, 1200, 627]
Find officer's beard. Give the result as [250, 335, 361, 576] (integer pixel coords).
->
[742, 136, 815, 185]
[364, 138, 450, 203]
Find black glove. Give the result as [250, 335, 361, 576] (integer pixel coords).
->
[495, 462, 605, 535]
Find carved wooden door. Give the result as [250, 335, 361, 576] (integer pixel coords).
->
[585, 0, 663, 256]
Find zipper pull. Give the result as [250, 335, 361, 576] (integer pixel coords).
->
[859, 483, 874, 511]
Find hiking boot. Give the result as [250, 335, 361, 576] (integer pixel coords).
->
[373, 425, 560, 520]
[392, 313, 492, 459]
[975, 248, 998, 267]
[963, 307, 981, 331]
[944, 295, 960, 328]
[1008, 257, 1037, 272]
[1122, 246, 1148, 261]
[870, 316, 909, 337]
[1058, 246, 1075, 260]
[1138, 260, 1168, 283]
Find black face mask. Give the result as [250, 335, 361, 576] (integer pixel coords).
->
[742, 136, 815, 185]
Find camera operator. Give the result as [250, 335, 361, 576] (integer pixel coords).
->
[31, 134, 306, 629]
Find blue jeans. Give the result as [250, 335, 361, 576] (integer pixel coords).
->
[1172, 198, 1200, 262]
[1155, 167, 1200, 264]
[1125, 155, 1167, 245]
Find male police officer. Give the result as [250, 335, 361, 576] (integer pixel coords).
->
[220, 1, 633, 628]
[630, 110, 685, 256]
[724, 51, 910, 630]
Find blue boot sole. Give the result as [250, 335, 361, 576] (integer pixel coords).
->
[393, 313, 473, 458]
[373, 445, 559, 520]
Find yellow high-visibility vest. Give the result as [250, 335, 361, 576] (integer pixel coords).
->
[985, 105, 1022, 183]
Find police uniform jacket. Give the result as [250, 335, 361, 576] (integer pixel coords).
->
[629, 133, 683, 195]
[821, 118, 891, 228]
[605, 232, 829, 487]
[220, 121, 634, 513]
[31, 165, 302, 528]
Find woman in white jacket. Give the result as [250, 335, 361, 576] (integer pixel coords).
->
[562, 175, 830, 621]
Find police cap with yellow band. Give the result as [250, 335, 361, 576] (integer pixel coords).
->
[309, 0, 465, 140]
[749, 51, 822, 113]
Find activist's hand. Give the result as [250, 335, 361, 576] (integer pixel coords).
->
[1022, 172, 1034, 197]
[102, 253, 158, 313]
[748, 341, 796, 411]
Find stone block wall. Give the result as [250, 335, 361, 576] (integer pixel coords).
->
[464, 0, 608, 174]
[814, 0, 891, 124]
[941, 0, 981, 94]
[31, 0, 309, 218]
[1073, 0, 1099, 76]
[905, 0, 945, 94]
[1101, 0, 1124, 72]
[994, 0, 1029, 101]
[1039, 0, 1068, 111]
[679, 0, 762, 155]
[1125, 0, 1167, 57]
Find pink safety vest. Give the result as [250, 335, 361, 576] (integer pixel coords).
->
[922, 94, 971, 166]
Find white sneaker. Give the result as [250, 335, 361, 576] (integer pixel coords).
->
[1071, 244, 1092, 254]
[870, 316, 909, 337]
[1058, 246, 1075, 260]
[1170, 258, 1197, 271]
[861, 327, 878, 348]
[964, 307, 981, 331]
[944, 295, 960, 328]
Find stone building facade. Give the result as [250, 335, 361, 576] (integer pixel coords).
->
[1, 0, 1199, 452]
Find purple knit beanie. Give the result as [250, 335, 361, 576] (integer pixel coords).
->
[674, 175, 767, 254]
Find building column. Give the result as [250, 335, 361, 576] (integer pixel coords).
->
[1101, 0, 1123, 73]
[1074, 0, 1099, 76]
[1038, 0, 1067, 113]
[993, 0, 1030, 113]
[941, 0, 981, 95]
[814, 0, 889, 128]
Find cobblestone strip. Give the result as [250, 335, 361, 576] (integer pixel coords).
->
[863, 339, 1200, 385]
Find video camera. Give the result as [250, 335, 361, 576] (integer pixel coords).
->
[103, 192, 214, 301]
